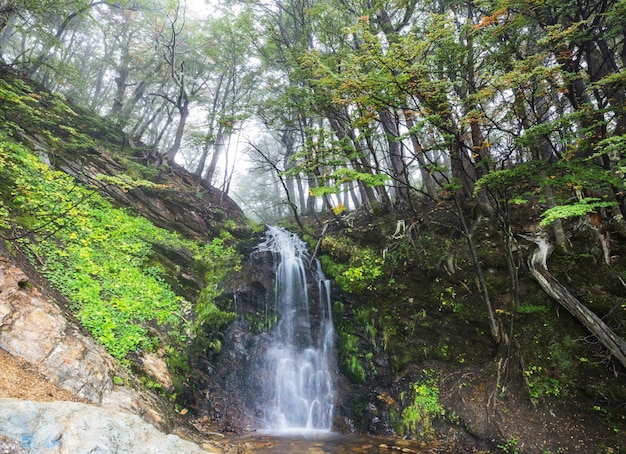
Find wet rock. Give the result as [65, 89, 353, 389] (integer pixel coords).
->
[0, 398, 212, 453]
[204, 321, 273, 430]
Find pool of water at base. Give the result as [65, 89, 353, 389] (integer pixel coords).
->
[231, 431, 444, 453]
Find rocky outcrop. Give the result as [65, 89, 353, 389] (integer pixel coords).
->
[50, 144, 246, 243]
[0, 398, 217, 454]
[0, 256, 169, 429]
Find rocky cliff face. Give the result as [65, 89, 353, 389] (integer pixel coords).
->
[0, 254, 227, 453]
[53, 148, 246, 243]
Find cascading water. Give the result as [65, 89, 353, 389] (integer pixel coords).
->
[256, 226, 335, 432]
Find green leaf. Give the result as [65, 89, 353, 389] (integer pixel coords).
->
[540, 198, 617, 226]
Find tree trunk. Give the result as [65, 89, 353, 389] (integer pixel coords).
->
[0, 1, 15, 35]
[203, 126, 225, 184]
[197, 74, 227, 179]
[522, 231, 626, 370]
[0, 2, 16, 58]
[166, 101, 189, 164]
[404, 113, 439, 200]
[379, 108, 410, 205]
[296, 177, 307, 215]
[456, 199, 500, 344]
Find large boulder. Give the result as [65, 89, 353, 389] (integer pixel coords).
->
[0, 398, 216, 454]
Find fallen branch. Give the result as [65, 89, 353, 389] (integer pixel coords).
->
[521, 230, 626, 370]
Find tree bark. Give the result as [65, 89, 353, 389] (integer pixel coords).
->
[523, 231, 626, 370]
[166, 100, 189, 164]
[379, 108, 410, 205]
[203, 126, 225, 184]
[456, 199, 500, 344]
[327, 111, 381, 209]
[404, 113, 439, 200]
[0, 1, 16, 58]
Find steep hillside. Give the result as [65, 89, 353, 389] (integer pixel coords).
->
[0, 67, 259, 424]
[312, 203, 626, 452]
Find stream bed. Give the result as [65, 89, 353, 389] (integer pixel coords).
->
[230, 432, 444, 453]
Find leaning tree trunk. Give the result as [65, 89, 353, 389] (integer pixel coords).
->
[522, 231, 626, 370]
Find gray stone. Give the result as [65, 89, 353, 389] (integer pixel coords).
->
[0, 398, 209, 453]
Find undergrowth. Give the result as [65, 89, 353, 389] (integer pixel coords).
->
[0, 123, 237, 369]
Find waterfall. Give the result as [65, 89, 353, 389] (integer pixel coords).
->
[256, 226, 335, 432]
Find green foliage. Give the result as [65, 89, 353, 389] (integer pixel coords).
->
[540, 198, 617, 226]
[497, 438, 520, 454]
[0, 72, 123, 152]
[320, 235, 384, 294]
[475, 155, 623, 227]
[96, 174, 169, 192]
[191, 237, 241, 350]
[517, 303, 550, 315]
[319, 254, 344, 280]
[309, 168, 388, 198]
[524, 365, 567, 401]
[0, 134, 196, 365]
[336, 252, 383, 294]
[338, 332, 366, 383]
[396, 371, 445, 439]
[346, 354, 366, 383]
[435, 284, 458, 313]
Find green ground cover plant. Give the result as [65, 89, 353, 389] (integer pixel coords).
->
[0, 137, 186, 362]
[0, 128, 237, 366]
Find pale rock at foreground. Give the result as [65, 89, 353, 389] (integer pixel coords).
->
[0, 398, 215, 453]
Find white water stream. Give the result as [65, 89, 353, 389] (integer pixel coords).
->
[256, 226, 335, 432]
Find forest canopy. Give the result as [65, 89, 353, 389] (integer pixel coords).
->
[0, 0, 624, 226]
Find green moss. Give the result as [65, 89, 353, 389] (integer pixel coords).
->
[394, 371, 445, 439]
[338, 331, 366, 383]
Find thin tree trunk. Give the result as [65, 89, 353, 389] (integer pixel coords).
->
[0, 8, 15, 58]
[379, 108, 410, 205]
[203, 126, 225, 184]
[0, 1, 16, 42]
[456, 199, 500, 344]
[404, 114, 439, 200]
[327, 111, 381, 209]
[296, 177, 307, 214]
[166, 102, 189, 164]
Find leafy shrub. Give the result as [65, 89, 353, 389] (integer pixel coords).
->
[335, 251, 384, 294]
[321, 236, 383, 293]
